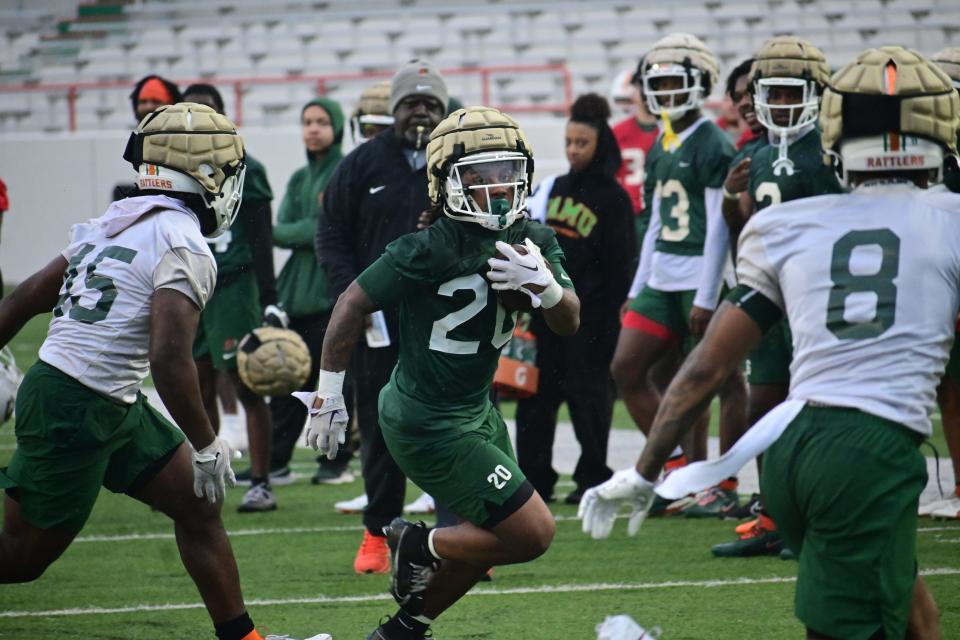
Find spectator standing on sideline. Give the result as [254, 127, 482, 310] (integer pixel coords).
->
[113, 75, 182, 202]
[267, 97, 346, 485]
[316, 59, 448, 575]
[516, 94, 635, 505]
[180, 84, 283, 512]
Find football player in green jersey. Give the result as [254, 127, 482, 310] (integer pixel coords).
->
[299, 107, 579, 640]
[181, 84, 284, 514]
[712, 37, 843, 557]
[611, 33, 747, 516]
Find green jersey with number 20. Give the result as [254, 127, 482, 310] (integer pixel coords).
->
[357, 216, 573, 434]
[736, 184, 960, 436]
[748, 128, 843, 212]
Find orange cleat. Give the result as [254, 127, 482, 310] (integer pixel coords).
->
[354, 530, 391, 574]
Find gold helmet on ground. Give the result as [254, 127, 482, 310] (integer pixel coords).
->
[123, 102, 246, 237]
[427, 106, 534, 230]
[819, 46, 960, 186]
[641, 33, 719, 119]
[237, 327, 311, 397]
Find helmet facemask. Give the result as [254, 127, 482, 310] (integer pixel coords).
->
[203, 161, 246, 237]
[443, 151, 528, 231]
[643, 63, 705, 120]
[754, 77, 821, 176]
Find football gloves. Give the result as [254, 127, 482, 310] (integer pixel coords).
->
[192, 437, 236, 504]
[262, 304, 290, 329]
[486, 238, 563, 309]
[293, 369, 348, 460]
[579, 468, 656, 539]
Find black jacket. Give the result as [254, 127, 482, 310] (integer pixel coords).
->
[315, 128, 430, 334]
[538, 122, 635, 329]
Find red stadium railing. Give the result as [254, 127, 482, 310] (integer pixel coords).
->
[0, 63, 574, 132]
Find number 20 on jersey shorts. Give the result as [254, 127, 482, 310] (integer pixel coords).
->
[382, 403, 533, 528]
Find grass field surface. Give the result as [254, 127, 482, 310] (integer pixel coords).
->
[1, 311, 959, 638]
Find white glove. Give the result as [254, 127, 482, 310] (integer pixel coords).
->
[293, 369, 348, 460]
[192, 437, 236, 504]
[486, 238, 564, 309]
[578, 468, 655, 539]
[262, 303, 290, 328]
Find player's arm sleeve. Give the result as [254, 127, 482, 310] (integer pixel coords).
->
[355, 254, 411, 308]
[693, 187, 731, 311]
[153, 247, 217, 310]
[542, 238, 575, 290]
[317, 160, 360, 300]
[629, 190, 661, 298]
[734, 220, 784, 312]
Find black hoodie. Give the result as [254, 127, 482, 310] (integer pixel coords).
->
[537, 121, 636, 324]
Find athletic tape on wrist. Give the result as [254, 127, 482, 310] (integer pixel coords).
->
[427, 528, 443, 561]
[539, 279, 564, 309]
[316, 369, 345, 395]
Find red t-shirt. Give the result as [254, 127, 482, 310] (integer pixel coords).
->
[0, 177, 8, 213]
[612, 117, 659, 216]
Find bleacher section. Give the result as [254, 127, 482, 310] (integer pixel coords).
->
[0, 0, 958, 132]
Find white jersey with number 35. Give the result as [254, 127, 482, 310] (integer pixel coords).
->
[40, 195, 216, 404]
[737, 183, 960, 436]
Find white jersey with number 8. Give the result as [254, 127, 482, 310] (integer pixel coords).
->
[40, 195, 216, 404]
[736, 183, 960, 436]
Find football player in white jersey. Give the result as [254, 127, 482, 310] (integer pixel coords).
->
[581, 47, 959, 639]
[0, 104, 309, 640]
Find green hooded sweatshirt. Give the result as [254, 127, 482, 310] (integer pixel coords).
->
[274, 97, 344, 318]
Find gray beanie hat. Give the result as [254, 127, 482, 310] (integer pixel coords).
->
[389, 59, 449, 114]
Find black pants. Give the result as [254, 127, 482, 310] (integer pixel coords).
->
[352, 342, 409, 536]
[269, 312, 354, 470]
[515, 316, 617, 498]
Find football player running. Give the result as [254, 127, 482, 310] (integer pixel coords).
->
[0, 104, 312, 639]
[713, 37, 845, 557]
[300, 107, 579, 640]
[610, 33, 747, 516]
[582, 46, 957, 640]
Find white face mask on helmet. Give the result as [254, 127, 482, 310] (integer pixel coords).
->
[443, 151, 529, 231]
[643, 63, 705, 119]
[136, 161, 246, 238]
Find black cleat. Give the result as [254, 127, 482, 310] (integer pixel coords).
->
[366, 614, 433, 639]
[383, 517, 439, 616]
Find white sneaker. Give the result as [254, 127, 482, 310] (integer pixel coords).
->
[403, 492, 436, 515]
[238, 484, 277, 513]
[919, 495, 958, 516]
[220, 413, 248, 454]
[929, 496, 960, 520]
[335, 493, 368, 513]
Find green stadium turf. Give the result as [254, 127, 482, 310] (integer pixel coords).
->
[1, 311, 959, 638]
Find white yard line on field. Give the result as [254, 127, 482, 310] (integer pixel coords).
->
[4, 569, 959, 619]
[72, 517, 959, 544]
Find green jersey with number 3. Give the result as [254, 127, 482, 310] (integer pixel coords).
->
[645, 118, 735, 256]
[357, 216, 573, 434]
[748, 128, 843, 212]
[205, 155, 272, 277]
[736, 184, 960, 436]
